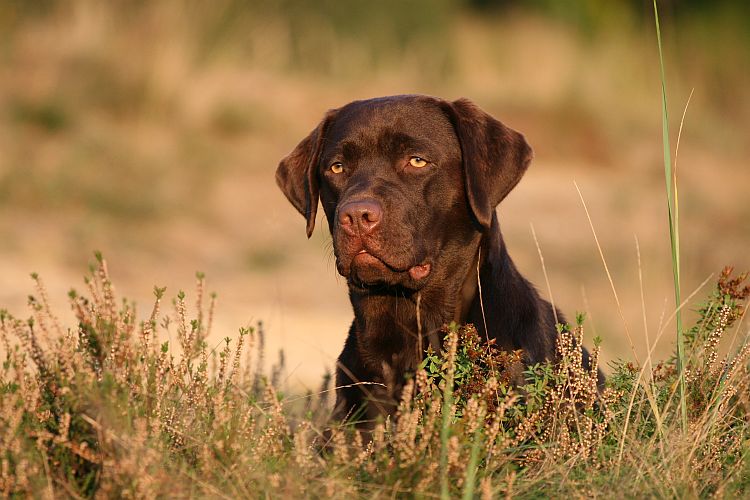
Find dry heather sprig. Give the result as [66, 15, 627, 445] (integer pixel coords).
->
[705, 304, 731, 374]
[83, 274, 102, 320]
[511, 322, 610, 465]
[415, 393, 441, 457]
[687, 304, 733, 383]
[444, 327, 459, 379]
[464, 396, 487, 439]
[687, 267, 750, 380]
[557, 323, 599, 408]
[252, 321, 266, 396]
[293, 421, 316, 470]
[486, 392, 518, 458]
[195, 272, 205, 330]
[726, 341, 750, 382]
[186, 346, 209, 419]
[394, 378, 423, 465]
[217, 337, 232, 386]
[141, 286, 166, 354]
[415, 460, 439, 491]
[227, 327, 248, 389]
[206, 292, 217, 340]
[153, 341, 172, 425]
[240, 328, 255, 387]
[548, 325, 606, 460]
[98, 256, 118, 326]
[355, 437, 375, 468]
[0, 310, 11, 355]
[13, 318, 48, 379]
[30, 274, 63, 343]
[371, 421, 388, 455]
[27, 277, 82, 386]
[415, 366, 432, 396]
[480, 475, 493, 500]
[256, 383, 289, 458]
[330, 429, 349, 465]
[447, 435, 462, 476]
[175, 291, 190, 357]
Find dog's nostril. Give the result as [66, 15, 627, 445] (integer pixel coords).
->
[341, 213, 354, 227]
[362, 209, 380, 224]
[339, 200, 383, 234]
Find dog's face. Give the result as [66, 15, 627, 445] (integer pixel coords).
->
[276, 95, 533, 292]
[318, 98, 465, 290]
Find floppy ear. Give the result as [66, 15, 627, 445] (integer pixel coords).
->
[275, 110, 336, 237]
[444, 98, 533, 230]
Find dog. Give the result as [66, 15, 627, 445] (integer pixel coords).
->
[276, 94, 600, 427]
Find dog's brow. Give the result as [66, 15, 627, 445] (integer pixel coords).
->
[341, 141, 361, 161]
[378, 130, 433, 157]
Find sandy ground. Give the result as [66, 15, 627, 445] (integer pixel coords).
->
[2, 152, 747, 390]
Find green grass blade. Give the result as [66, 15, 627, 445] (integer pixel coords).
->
[461, 429, 483, 500]
[653, 0, 687, 432]
[440, 332, 457, 500]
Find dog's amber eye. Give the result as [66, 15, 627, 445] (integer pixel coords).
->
[409, 157, 428, 168]
[330, 162, 344, 174]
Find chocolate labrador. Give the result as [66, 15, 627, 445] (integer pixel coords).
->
[276, 94, 599, 426]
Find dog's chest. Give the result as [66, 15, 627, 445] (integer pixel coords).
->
[354, 293, 453, 386]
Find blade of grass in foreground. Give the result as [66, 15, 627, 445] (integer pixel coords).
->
[440, 330, 457, 500]
[653, 0, 687, 432]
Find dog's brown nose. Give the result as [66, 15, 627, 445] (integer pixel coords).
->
[339, 200, 382, 235]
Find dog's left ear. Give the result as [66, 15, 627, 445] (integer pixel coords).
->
[443, 98, 533, 230]
[276, 109, 337, 238]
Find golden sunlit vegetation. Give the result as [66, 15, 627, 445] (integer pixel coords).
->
[1, 1, 748, 497]
[1, 258, 748, 496]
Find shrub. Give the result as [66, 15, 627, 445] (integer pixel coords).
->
[0, 257, 748, 497]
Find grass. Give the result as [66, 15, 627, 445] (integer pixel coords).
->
[653, 0, 687, 434]
[1, 258, 748, 497]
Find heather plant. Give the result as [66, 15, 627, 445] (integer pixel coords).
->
[2, 255, 747, 497]
[0, 257, 280, 496]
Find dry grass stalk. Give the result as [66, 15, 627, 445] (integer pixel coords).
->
[0, 261, 748, 497]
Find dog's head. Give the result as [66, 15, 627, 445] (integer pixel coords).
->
[276, 95, 532, 291]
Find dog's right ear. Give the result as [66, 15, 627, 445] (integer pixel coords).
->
[276, 110, 337, 238]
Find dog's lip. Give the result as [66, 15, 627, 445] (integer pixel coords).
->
[351, 249, 431, 282]
[352, 247, 391, 268]
[344, 243, 432, 286]
[352, 251, 385, 267]
[352, 248, 424, 274]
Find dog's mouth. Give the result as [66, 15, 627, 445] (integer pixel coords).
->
[345, 249, 432, 289]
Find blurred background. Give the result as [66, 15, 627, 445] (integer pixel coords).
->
[1, 0, 748, 389]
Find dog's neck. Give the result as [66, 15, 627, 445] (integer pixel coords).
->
[347, 231, 485, 376]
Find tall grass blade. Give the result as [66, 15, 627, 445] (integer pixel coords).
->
[440, 331, 457, 500]
[461, 430, 482, 500]
[652, 0, 687, 432]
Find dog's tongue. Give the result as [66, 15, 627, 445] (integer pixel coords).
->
[408, 263, 431, 281]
